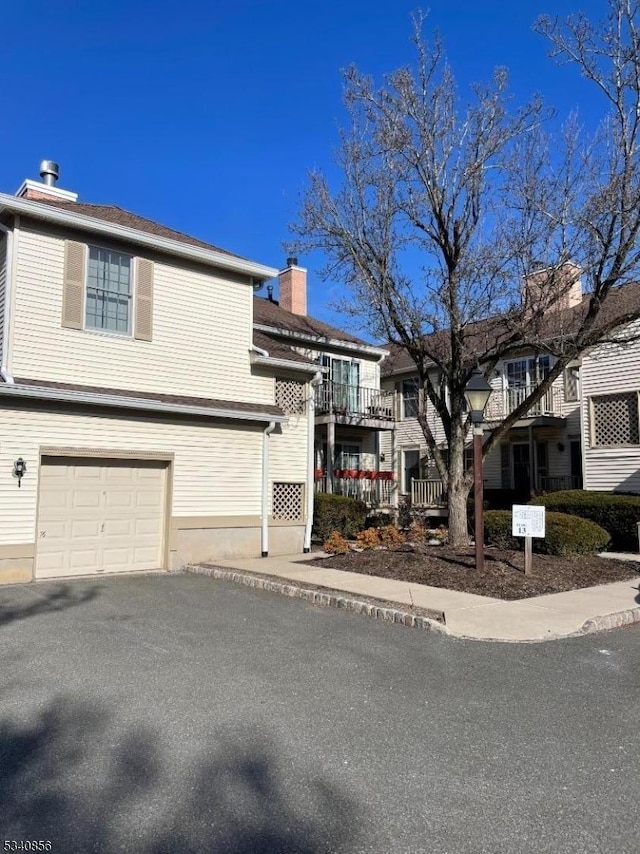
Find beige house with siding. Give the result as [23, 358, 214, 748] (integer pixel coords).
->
[580, 318, 640, 493]
[380, 269, 640, 511]
[253, 261, 395, 509]
[0, 162, 318, 584]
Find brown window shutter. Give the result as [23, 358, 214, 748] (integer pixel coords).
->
[135, 258, 154, 341]
[62, 241, 86, 329]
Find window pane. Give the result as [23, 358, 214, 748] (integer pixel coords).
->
[85, 247, 131, 332]
[507, 360, 527, 387]
[402, 378, 419, 418]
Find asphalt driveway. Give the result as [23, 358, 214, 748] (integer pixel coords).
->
[1, 573, 640, 853]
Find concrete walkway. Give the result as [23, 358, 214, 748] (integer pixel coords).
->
[208, 553, 640, 642]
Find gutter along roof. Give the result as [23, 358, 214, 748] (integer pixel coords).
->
[3, 379, 287, 424]
[0, 193, 279, 283]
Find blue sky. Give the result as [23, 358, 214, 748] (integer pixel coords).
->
[0, 0, 607, 330]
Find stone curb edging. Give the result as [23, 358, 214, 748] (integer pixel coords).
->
[580, 606, 640, 635]
[186, 564, 449, 634]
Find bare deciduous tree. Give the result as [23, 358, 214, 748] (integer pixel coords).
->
[292, 3, 640, 546]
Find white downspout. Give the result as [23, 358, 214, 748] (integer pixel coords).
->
[0, 219, 15, 383]
[304, 371, 323, 552]
[261, 420, 277, 557]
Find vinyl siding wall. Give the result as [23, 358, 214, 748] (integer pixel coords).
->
[269, 407, 309, 514]
[0, 404, 271, 546]
[0, 232, 6, 369]
[581, 321, 640, 492]
[9, 224, 273, 405]
[381, 359, 575, 490]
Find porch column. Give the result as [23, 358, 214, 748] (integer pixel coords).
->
[528, 424, 535, 495]
[327, 420, 335, 494]
[391, 426, 399, 508]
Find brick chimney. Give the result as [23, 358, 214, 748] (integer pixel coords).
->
[15, 160, 78, 203]
[278, 257, 307, 316]
[522, 260, 583, 314]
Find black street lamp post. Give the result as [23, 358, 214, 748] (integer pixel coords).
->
[464, 369, 492, 571]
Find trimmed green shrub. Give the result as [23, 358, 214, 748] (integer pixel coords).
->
[484, 510, 519, 550]
[484, 509, 610, 556]
[313, 493, 368, 541]
[530, 490, 640, 551]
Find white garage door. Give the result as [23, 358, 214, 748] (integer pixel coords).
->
[36, 457, 168, 579]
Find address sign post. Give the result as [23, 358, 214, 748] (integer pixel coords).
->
[512, 505, 546, 574]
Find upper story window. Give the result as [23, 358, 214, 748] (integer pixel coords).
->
[86, 247, 132, 334]
[506, 355, 550, 388]
[402, 378, 419, 418]
[563, 365, 580, 402]
[62, 240, 154, 341]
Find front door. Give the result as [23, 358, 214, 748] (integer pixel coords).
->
[403, 450, 420, 497]
[570, 440, 583, 488]
[512, 444, 531, 500]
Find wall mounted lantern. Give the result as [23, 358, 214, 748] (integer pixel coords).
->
[13, 457, 26, 487]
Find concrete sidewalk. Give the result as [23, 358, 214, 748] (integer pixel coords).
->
[204, 553, 640, 642]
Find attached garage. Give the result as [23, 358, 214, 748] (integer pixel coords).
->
[35, 456, 169, 579]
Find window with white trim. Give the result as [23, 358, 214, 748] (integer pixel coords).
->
[86, 247, 132, 334]
[563, 366, 579, 402]
[506, 355, 551, 388]
[402, 378, 419, 419]
[591, 392, 640, 446]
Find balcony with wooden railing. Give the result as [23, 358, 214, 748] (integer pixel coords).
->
[314, 382, 395, 426]
[484, 385, 563, 422]
[410, 479, 448, 508]
[314, 469, 395, 507]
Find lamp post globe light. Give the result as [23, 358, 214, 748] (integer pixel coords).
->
[464, 369, 492, 571]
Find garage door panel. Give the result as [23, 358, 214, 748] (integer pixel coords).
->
[133, 546, 162, 566]
[103, 519, 134, 537]
[102, 548, 131, 569]
[135, 518, 163, 536]
[71, 519, 102, 538]
[105, 490, 135, 510]
[69, 549, 101, 571]
[136, 491, 163, 509]
[36, 457, 167, 579]
[72, 490, 102, 509]
[74, 465, 102, 480]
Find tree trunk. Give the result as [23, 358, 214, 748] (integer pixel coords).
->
[447, 474, 471, 546]
[447, 421, 471, 546]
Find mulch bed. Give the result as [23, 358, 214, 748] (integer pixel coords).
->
[307, 545, 640, 601]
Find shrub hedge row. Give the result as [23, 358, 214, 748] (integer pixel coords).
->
[313, 493, 368, 541]
[484, 509, 611, 556]
[530, 490, 640, 551]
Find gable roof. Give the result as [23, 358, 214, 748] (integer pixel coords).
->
[252, 330, 318, 367]
[381, 281, 640, 376]
[0, 192, 278, 281]
[253, 295, 366, 345]
[31, 198, 244, 258]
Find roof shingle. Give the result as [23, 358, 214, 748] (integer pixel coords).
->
[28, 199, 245, 259]
[381, 282, 640, 376]
[253, 296, 366, 345]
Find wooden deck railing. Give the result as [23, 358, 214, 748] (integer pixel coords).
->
[485, 385, 563, 421]
[410, 479, 447, 508]
[314, 470, 394, 506]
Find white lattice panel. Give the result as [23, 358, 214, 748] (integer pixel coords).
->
[593, 392, 639, 445]
[272, 482, 304, 521]
[275, 379, 306, 415]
